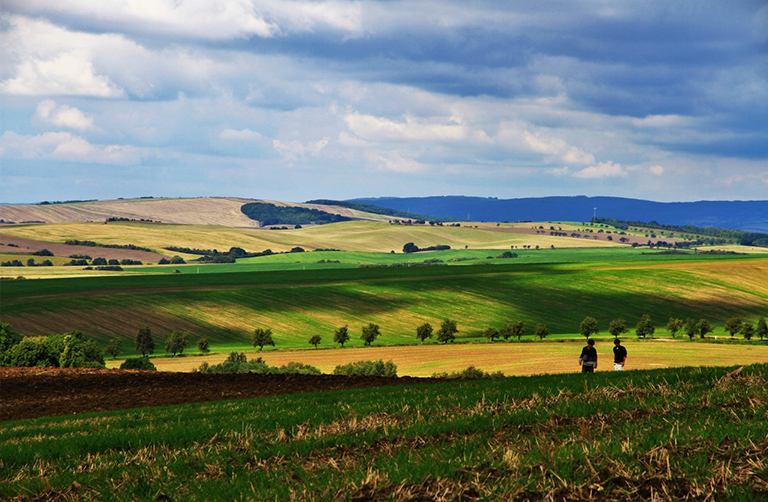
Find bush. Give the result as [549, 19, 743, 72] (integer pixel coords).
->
[120, 357, 157, 371]
[332, 359, 397, 377]
[6, 339, 59, 367]
[196, 353, 321, 375]
[432, 366, 504, 379]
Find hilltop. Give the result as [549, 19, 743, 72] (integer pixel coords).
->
[351, 195, 768, 232]
[0, 197, 401, 227]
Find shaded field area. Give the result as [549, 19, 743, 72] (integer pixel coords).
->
[149, 340, 768, 376]
[0, 367, 434, 421]
[2, 364, 767, 500]
[3, 258, 767, 351]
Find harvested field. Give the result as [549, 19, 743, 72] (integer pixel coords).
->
[149, 340, 768, 375]
[0, 367, 435, 421]
[0, 234, 164, 262]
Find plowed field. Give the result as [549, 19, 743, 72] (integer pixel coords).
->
[0, 367, 434, 422]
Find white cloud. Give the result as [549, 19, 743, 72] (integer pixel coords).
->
[367, 151, 426, 173]
[1, 51, 125, 97]
[5, 0, 364, 40]
[344, 113, 466, 142]
[33, 100, 95, 130]
[649, 165, 665, 176]
[631, 115, 690, 128]
[573, 161, 626, 179]
[272, 138, 328, 161]
[0, 131, 145, 164]
[220, 128, 263, 141]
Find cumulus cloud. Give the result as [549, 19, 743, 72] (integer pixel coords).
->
[0, 131, 145, 165]
[573, 161, 626, 179]
[34, 100, 95, 130]
[220, 128, 263, 141]
[1, 51, 125, 97]
[649, 165, 665, 176]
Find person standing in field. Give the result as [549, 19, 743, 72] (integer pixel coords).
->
[579, 338, 597, 373]
[613, 338, 627, 371]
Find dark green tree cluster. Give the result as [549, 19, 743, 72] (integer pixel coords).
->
[241, 202, 351, 226]
[0, 322, 105, 368]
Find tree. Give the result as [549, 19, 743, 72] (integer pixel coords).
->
[666, 318, 683, 338]
[135, 326, 154, 357]
[508, 321, 525, 341]
[758, 317, 768, 341]
[402, 242, 419, 253]
[684, 318, 698, 340]
[164, 330, 189, 356]
[725, 317, 743, 339]
[252, 328, 275, 351]
[105, 338, 122, 359]
[0, 322, 23, 365]
[436, 319, 458, 344]
[416, 323, 433, 343]
[484, 327, 500, 342]
[52, 331, 105, 368]
[361, 323, 381, 346]
[741, 323, 755, 341]
[170, 256, 186, 264]
[697, 319, 713, 339]
[579, 317, 599, 339]
[197, 337, 210, 355]
[333, 325, 350, 347]
[635, 314, 655, 339]
[534, 323, 550, 340]
[309, 335, 322, 348]
[499, 323, 513, 341]
[608, 319, 628, 339]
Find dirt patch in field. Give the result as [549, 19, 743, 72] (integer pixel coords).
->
[0, 367, 437, 422]
[0, 234, 164, 262]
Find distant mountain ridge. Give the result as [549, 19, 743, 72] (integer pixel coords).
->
[349, 196, 768, 232]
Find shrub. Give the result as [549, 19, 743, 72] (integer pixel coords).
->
[196, 353, 321, 375]
[332, 359, 397, 377]
[6, 339, 58, 367]
[432, 366, 504, 379]
[120, 357, 157, 371]
[276, 362, 322, 375]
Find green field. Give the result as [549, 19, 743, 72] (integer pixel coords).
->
[2, 253, 767, 355]
[2, 364, 767, 500]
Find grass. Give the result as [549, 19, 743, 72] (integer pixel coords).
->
[2, 364, 767, 500]
[3, 257, 767, 354]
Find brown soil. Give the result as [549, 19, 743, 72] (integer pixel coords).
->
[0, 367, 436, 422]
[0, 235, 165, 262]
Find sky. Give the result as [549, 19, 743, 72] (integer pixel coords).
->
[1, 0, 767, 204]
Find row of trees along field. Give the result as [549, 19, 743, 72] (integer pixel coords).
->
[2, 313, 766, 370]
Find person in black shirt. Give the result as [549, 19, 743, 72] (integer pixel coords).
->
[613, 338, 628, 371]
[579, 338, 597, 373]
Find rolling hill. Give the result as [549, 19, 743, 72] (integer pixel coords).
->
[351, 196, 768, 232]
[0, 197, 399, 227]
